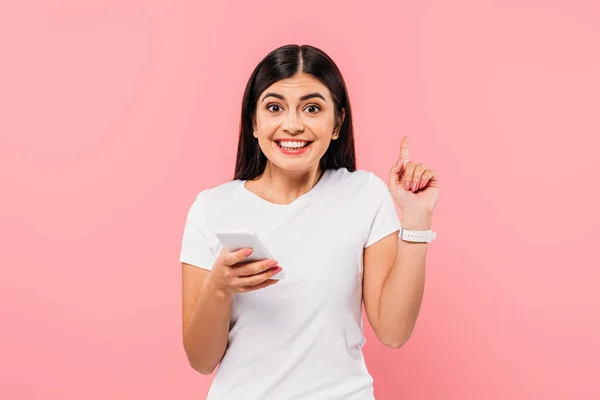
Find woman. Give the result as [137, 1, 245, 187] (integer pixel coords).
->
[180, 44, 439, 400]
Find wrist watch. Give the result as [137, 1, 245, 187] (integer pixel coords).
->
[400, 227, 436, 243]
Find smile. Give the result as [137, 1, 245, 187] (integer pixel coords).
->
[273, 140, 313, 155]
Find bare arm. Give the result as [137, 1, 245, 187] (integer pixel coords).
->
[181, 248, 282, 375]
[362, 212, 431, 348]
[182, 263, 232, 375]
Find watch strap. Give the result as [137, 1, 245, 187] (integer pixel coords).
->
[400, 227, 436, 243]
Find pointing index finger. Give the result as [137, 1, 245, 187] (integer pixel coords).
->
[400, 136, 409, 163]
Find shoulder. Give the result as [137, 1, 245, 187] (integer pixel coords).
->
[185, 180, 241, 224]
[192, 179, 240, 206]
[324, 168, 391, 215]
[326, 167, 387, 191]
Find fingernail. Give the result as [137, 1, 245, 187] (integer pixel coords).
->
[419, 181, 425, 189]
[272, 266, 282, 272]
[268, 259, 278, 266]
[412, 182, 417, 191]
[404, 181, 410, 190]
[244, 249, 253, 256]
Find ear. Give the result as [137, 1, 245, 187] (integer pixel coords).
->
[337, 107, 346, 131]
[251, 119, 258, 138]
[332, 127, 340, 140]
[332, 107, 346, 140]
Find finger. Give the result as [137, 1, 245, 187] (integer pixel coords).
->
[401, 161, 416, 191]
[418, 169, 429, 189]
[388, 157, 405, 188]
[426, 171, 440, 188]
[419, 169, 436, 189]
[234, 266, 283, 288]
[222, 247, 252, 266]
[399, 136, 409, 164]
[238, 278, 280, 293]
[412, 163, 427, 191]
[234, 258, 278, 277]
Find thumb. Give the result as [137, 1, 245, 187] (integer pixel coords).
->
[388, 157, 404, 188]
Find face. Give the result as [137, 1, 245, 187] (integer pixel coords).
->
[253, 73, 345, 173]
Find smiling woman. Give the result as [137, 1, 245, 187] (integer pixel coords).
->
[179, 44, 437, 400]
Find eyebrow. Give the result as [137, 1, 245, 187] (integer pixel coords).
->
[260, 92, 326, 103]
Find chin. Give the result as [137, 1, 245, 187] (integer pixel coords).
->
[265, 154, 319, 172]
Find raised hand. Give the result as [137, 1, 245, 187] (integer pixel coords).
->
[388, 136, 439, 215]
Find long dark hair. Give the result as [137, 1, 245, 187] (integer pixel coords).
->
[233, 44, 356, 180]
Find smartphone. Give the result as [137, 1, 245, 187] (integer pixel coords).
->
[215, 230, 285, 280]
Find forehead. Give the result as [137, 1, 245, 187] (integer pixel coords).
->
[262, 73, 331, 100]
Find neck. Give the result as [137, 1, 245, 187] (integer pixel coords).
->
[248, 162, 323, 205]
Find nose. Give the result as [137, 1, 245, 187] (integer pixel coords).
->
[282, 111, 304, 134]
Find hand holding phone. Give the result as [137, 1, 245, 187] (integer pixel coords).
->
[206, 231, 285, 297]
[216, 231, 286, 280]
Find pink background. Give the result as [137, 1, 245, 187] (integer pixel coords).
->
[1, 0, 599, 399]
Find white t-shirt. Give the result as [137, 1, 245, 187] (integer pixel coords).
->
[179, 167, 401, 400]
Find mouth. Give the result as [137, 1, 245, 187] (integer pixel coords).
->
[274, 140, 313, 151]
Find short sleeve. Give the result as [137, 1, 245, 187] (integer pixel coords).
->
[364, 173, 401, 248]
[179, 192, 217, 270]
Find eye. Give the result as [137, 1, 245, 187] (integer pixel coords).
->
[304, 104, 321, 114]
[267, 104, 282, 113]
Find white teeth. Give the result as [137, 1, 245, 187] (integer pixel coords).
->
[278, 141, 307, 149]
